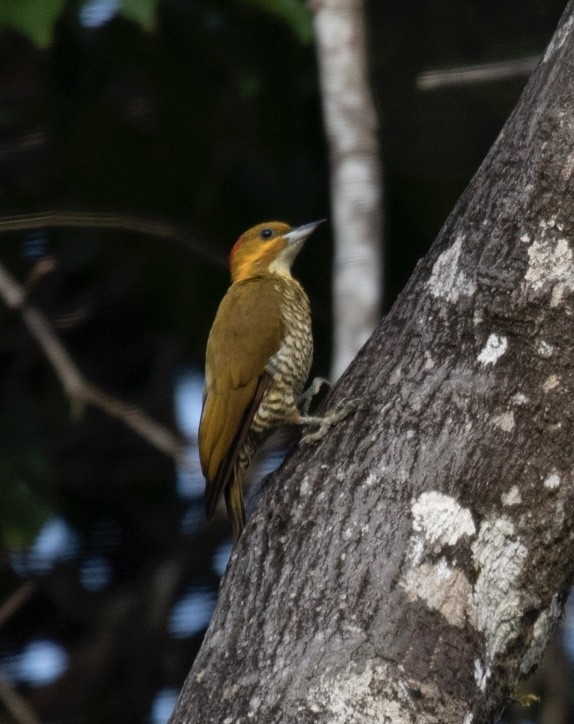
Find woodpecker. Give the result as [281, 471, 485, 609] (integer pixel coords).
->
[198, 220, 325, 539]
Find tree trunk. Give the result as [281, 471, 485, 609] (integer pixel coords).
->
[171, 4, 574, 722]
[312, 0, 383, 381]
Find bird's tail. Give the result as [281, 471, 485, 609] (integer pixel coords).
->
[225, 476, 246, 540]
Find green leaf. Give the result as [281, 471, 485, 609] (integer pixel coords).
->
[0, 476, 52, 549]
[0, 0, 67, 48]
[0, 400, 54, 547]
[120, 0, 156, 32]
[241, 0, 313, 45]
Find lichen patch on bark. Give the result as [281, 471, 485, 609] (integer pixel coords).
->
[501, 486, 522, 506]
[473, 658, 489, 693]
[471, 517, 527, 663]
[542, 374, 560, 391]
[536, 340, 554, 357]
[493, 411, 515, 432]
[409, 491, 476, 566]
[477, 334, 508, 366]
[427, 235, 477, 303]
[543, 470, 561, 489]
[304, 662, 417, 724]
[523, 234, 574, 307]
[401, 558, 474, 628]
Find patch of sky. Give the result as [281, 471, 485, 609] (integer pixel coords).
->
[15, 640, 69, 686]
[168, 587, 216, 639]
[179, 505, 205, 536]
[563, 589, 574, 664]
[22, 230, 48, 259]
[212, 542, 232, 578]
[79, 0, 119, 28]
[79, 556, 112, 591]
[149, 687, 179, 724]
[11, 517, 80, 576]
[174, 369, 205, 500]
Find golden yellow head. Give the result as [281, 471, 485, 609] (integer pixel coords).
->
[229, 220, 325, 283]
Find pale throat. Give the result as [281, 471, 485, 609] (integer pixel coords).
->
[268, 244, 301, 277]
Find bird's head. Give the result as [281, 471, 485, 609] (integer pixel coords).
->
[229, 220, 325, 283]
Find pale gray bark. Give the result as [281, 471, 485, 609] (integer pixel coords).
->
[312, 0, 383, 381]
[171, 3, 574, 722]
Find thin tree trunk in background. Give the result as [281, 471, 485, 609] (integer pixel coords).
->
[312, 0, 383, 381]
[170, 3, 574, 722]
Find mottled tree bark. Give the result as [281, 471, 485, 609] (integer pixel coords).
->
[171, 4, 574, 723]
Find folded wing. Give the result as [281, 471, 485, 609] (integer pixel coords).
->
[198, 278, 283, 520]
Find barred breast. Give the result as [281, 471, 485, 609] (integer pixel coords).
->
[249, 276, 312, 438]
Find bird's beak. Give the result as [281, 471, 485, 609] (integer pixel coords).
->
[285, 219, 326, 246]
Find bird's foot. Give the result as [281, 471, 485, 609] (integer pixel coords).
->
[511, 691, 540, 708]
[299, 398, 362, 444]
[297, 376, 331, 415]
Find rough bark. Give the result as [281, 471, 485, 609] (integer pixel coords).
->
[313, 0, 383, 380]
[171, 4, 574, 723]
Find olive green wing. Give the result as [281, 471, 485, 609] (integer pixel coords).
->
[198, 278, 283, 521]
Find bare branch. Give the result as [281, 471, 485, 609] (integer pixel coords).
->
[0, 260, 188, 467]
[0, 673, 42, 724]
[0, 584, 41, 724]
[0, 583, 36, 629]
[416, 55, 540, 91]
[0, 210, 227, 270]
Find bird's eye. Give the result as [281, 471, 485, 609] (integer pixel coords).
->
[260, 228, 274, 240]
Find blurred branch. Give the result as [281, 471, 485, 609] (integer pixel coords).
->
[416, 55, 540, 91]
[312, 0, 383, 380]
[0, 584, 41, 724]
[0, 673, 41, 724]
[0, 211, 227, 270]
[0, 583, 36, 629]
[0, 260, 189, 467]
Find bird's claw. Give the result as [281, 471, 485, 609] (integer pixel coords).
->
[300, 397, 362, 444]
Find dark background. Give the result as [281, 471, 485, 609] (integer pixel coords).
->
[0, 1, 570, 721]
